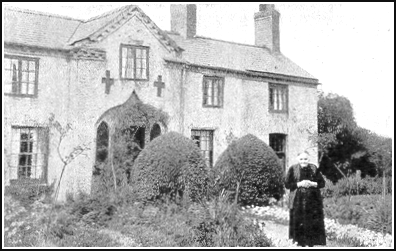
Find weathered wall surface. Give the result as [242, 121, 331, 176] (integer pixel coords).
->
[181, 70, 318, 170]
[4, 49, 72, 188]
[4, 14, 318, 201]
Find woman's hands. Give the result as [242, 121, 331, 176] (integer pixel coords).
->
[297, 180, 318, 188]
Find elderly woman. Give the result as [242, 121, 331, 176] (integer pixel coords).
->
[285, 151, 326, 247]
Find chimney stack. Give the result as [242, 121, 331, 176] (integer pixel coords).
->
[254, 4, 280, 53]
[170, 4, 197, 39]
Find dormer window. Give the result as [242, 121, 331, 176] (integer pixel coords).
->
[120, 44, 149, 81]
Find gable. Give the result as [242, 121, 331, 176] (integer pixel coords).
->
[69, 5, 182, 53]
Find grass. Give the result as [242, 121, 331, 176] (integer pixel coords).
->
[4, 186, 391, 247]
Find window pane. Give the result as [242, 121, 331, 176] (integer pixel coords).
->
[27, 155, 32, 165]
[22, 71, 29, 82]
[21, 131, 29, 140]
[29, 61, 36, 72]
[127, 48, 134, 78]
[4, 58, 11, 70]
[18, 166, 26, 178]
[279, 89, 283, 110]
[29, 72, 36, 83]
[11, 59, 19, 71]
[22, 60, 28, 71]
[4, 83, 12, 93]
[26, 166, 32, 178]
[19, 155, 27, 166]
[136, 48, 141, 59]
[213, 81, 218, 105]
[4, 70, 12, 84]
[21, 82, 28, 94]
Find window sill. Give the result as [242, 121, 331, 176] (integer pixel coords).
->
[203, 105, 223, 109]
[120, 78, 150, 82]
[4, 93, 38, 98]
[269, 110, 288, 114]
[9, 178, 47, 186]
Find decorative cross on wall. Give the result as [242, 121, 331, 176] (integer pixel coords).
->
[154, 75, 165, 97]
[102, 70, 114, 94]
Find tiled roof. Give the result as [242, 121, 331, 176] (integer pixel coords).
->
[4, 6, 81, 49]
[68, 5, 134, 44]
[4, 5, 181, 52]
[4, 5, 316, 80]
[167, 33, 316, 80]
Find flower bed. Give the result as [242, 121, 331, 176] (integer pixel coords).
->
[243, 205, 393, 247]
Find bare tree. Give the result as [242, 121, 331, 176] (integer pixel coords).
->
[49, 113, 90, 201]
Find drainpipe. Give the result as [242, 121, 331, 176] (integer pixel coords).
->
[179, 65, 186, 134]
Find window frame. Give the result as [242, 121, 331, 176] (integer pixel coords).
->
[202, 76, 225, 108]
[4, 54, 39, 98]
[268, 83, 288, 113]
[191, 129, 214, 168]
[269, 133, 287, 170]
[119, 44, 150, 81]
[10, 126, 49, 184]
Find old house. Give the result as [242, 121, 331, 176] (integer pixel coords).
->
[3, 4, 319, 200]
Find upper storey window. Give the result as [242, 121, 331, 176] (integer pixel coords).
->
[4, 55, 39, 97]
[120, 44, 149, 81]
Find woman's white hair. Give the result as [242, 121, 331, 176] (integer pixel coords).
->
[297, 150, 310, 157]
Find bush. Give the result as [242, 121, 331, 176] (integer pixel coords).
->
[321, 174, 392, 198]
[323, 194, 392, 234]
[366, 198, 392, 235]
[212, 134, 284, 206]
[131, 132, 210, 202]
[65, 192, 117, 227]
[187, 191, 273, 247]
[5, 180, 54, 208]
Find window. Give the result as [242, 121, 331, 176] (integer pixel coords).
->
[9, 127, 48, 182]
[96, 122, 109, 163]
[4, 55, 39, 97]
[269, 84, 288, 112]
[269, 133, 287, 170]
[120, 45, 149, 80]
[203, 76, 224, 108]
[191, 130, 214, 168]
[150, 123, 161, 141]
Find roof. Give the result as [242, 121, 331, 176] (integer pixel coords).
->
[4, 5, 181, 52]
[4, 6, 81, 49]
[166, 33, 316, 80]
[4, 5, 317, 81]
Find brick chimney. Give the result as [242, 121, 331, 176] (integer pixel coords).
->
[170, 4, 197, 39]
[254, 4, 280, 53]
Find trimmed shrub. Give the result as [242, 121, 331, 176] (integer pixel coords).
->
[212, 134, 285, 206]
[131, 132, 210, 202]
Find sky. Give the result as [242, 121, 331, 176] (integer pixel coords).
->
[3, 2, 394, 138]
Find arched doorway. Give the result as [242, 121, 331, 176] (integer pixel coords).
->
[92, 91, 169, 194]
[150, 123, 161, 141]
[95, 121, 109, 163]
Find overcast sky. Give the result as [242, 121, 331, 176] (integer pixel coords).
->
[3, 2, 394, 138]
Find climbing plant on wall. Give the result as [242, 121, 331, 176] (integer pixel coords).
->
[92, 92, 169, 195]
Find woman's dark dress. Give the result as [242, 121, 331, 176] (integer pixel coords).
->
[285, 164, 326, 246]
